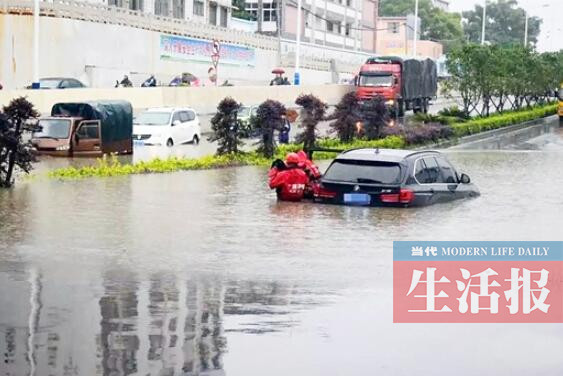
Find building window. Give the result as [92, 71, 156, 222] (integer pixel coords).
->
[155, 0, 169, 15]
[172, 0, 184, 18]
[209, 3, 217, 25]
[345, 23, 351, 36]
[108, 0, 123, 7]
[246, 3, 277, 22]
[220, 6, 228, 27]
[388, 22, 400, 34]
[193, 0, 204, 16]
[346, 0, 352, 6]
[129, 0, 143, 11]
[327, 20, 341, 34]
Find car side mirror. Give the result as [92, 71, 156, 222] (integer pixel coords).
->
[172, 120, 181, 127]
[460, 173, 470, 184]
[394, 77, 399, 85]
[74, 132, 80, 144]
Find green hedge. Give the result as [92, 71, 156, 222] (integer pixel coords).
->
[451, 104, 557, 137]
[47, 104, 556, 180]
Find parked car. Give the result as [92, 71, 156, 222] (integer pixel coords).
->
[169, 73, 201, 87]
[31, 100, 133, 157]
[314, 149, 479, 207]
[28, 77, 86, 89]
[133, 107, 201, 147]
[237, 105, 258, 137]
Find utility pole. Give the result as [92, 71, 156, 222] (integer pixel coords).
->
[294, 0, 302, 85]
[257, 0, 263, 33]
[32, 0, 40, 89]
[523, 9, 528, 47]
[481, 1, 486, 45]
[412, 0, 418, 57]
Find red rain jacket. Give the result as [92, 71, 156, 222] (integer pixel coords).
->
[268, 167, 310, 201]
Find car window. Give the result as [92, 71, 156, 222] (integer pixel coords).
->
[59, 80, 70, 89]
[436, 157, 458, 184]
[67, 79, 83, 88]
[186, 110, 196, 121]
[76, 122, 99, 139]
[414, 159, 428, 183]
[419, 157, 441, 184]
[172, 112, 181, 123]
[179, 111, 190, 122]
[324, 160, 402, 184]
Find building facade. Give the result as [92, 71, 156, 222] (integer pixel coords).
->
[375, 16, 442, 59]
[244, 0, 379, 52]
[103, 0, 233, 27]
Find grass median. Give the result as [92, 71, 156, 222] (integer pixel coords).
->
[47, 103, 557, 180]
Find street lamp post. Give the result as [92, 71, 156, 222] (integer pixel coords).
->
[481, 1, 486, 45]
[412, 0, 418, 57]
[294, 0, 302, 85]
[32, 0, 40, 89]
[524, 9, 528, 47]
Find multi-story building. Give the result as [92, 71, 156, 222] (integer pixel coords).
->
[432, 0, 449, 11]
[104, 0, 234, 27]
[244, 0, 379, 52]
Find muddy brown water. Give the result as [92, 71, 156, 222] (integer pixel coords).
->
[1, 122, 562, 375]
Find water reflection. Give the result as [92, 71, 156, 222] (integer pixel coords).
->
[0, 265, 321, 376]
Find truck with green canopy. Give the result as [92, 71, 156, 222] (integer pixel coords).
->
[31, 100, 133, 157]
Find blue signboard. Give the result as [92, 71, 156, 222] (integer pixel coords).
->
[160, 34, 256, 67]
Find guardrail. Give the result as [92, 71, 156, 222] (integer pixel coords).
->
[0, 0, 278, 50]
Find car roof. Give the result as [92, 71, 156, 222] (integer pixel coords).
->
[145, 107, 197, 113]
[40, 77, 78, 81]
[335, 148, 441, 163]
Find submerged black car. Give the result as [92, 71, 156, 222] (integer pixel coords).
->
[314, 148, 479, 207]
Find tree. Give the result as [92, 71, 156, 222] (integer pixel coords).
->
[0, 97, 39, 188]
[294, 94, 327, 150]
[255, 100, 286, 158]
[326, 92, 362, 142]
[379, 0, 464, 47]
[361, 96, 389, 140]
[208, 97, 244, 155]
[462, 0, 541, 47]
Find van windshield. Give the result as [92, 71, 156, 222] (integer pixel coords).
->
[134, 112, 171, 126]
[359, 74, 393, 87]
[324, 159, 402, 184]
[34, 119, 71, 139]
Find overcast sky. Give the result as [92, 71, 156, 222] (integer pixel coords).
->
[449, 0, 562, 52]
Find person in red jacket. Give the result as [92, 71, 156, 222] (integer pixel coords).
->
[268, 152, 310, 201]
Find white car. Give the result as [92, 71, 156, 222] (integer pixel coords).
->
[133, 107, 201, 146]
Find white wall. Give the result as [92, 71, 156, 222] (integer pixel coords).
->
[0, 14, 339, 89]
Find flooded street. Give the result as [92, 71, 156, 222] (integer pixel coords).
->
[1, 122, 562, 375]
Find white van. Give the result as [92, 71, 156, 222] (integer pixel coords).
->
[133, 107, 201, 147]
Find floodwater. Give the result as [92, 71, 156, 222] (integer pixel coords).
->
[1, 121, 562, 376]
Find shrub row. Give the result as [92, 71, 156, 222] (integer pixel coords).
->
[47, 103, 556, 180]
[452, 103, 557, 137]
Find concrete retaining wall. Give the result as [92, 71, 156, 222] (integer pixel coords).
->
[0, 84, 354, 115]
[449, 116, 559, 150]
[0, 14, 341, 89]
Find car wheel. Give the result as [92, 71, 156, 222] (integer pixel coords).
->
[193, 134, 200, 144]
[166, 138, 174, 147]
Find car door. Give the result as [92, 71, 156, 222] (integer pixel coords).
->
[73, 120, 102, 156]
[413, 157, 440, 205]
[435, 156, 460, 202]
[170, 111, 182, 144]
[179, 111, 192, 143]
[185, 110, 199, 141]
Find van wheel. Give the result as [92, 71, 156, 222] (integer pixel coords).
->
[193, 134, 200, 144]
[166, 138, 174, 147]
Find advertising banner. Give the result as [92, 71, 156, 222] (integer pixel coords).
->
[160, 34, 256, 66]
[393, 241, 563, 323]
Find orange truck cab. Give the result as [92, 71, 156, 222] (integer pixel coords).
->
[558, 84, 563, 122]
[355, 56, 437, 116]
[32, 100, 133, 157]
